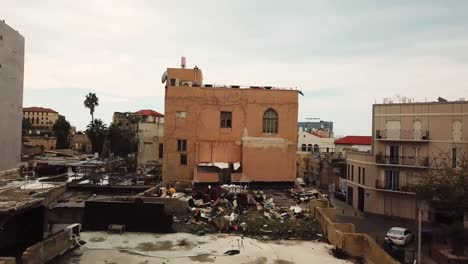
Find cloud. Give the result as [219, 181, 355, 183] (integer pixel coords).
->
[3, 0, 468, 134]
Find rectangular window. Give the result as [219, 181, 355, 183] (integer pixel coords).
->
[177, 139, 187, 152]
[159, 143, 163, 159]
[362, 168, 366, 185]
[452, 148, 457, 168]
[358, 167, 361, 184]
[220, 111, 232, 128]
[384, 170, 400, 190]
[351, 165, 354, 181]
[347, 164, 350, 180]
[180, 153, 187, 165]
[176, 111, 187, 119]
[170, 79, 176, 86]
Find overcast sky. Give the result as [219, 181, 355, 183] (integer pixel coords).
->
[3, 0, 468, 135]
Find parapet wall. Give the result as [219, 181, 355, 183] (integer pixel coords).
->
[21, 229, 71, 264]
[311, 199, 398, 264]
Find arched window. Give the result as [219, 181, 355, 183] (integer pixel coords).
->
[307, 144, 313, 152]
[263, 108, 278, 133]
[314, 144, 319, 152]
[301, 144, 307, 152]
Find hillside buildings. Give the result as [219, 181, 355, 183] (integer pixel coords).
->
[163, 65, 299, 184]
[0, 20, 24, 173]
[346, 99, 468, 220]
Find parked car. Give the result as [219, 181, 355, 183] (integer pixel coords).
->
[385, 227, 414, 246]
[334, 188, 347, 201]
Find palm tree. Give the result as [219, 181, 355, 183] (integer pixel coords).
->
[86, 119, 107, 154]
[84, 92, 99, 121]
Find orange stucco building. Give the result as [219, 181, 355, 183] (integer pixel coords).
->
[162, 66, 298, 184]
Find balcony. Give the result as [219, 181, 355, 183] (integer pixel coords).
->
[375, 180, 415, 193]
[375, 130, 429, 142]
[375, 155, 429, 168]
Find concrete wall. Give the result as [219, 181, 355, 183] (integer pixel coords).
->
[137, 118, 164, 166]
[0, 21, 24, 172]
[311, 200, 398, 264]
[21, 229, 71, 264]
[163, 68, 298, 183]
[24, 136, 57, 151]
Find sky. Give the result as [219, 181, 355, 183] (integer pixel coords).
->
[3, 0, 468, 135]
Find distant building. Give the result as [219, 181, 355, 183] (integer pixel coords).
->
[70, 133, 92, 153]
[0, 21, 24, 173]
[334, 136, 372, 155]
[23, 106, 59, 134]
[298, 130, 335, 153]
[163, 65, 298, 184]
[346, 99, 468, 220]
[298, 120, 333, 133]
[23, 136, 57, 151]
[134, 109, 164, 167]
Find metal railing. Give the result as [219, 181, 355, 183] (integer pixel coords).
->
[375, 130, 429, 141]
[375, 179, 415, 193]
[375, 155, 429, 167]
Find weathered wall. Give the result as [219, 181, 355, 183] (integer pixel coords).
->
[0, 21, 24, 172]
[163, 69, 298, 183]
[0, 257, 15, 264]
[21, 229, 71, 264]
[311, 199, 398, 264]
[24, 136, 57, 151]
[137, 121, 164, 166]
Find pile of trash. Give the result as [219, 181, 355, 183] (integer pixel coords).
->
[168, 184, 323, 240]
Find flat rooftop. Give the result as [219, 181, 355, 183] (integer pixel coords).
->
[53, 232, 347, 264]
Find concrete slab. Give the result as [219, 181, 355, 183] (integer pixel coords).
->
[53, 232, 347, 264]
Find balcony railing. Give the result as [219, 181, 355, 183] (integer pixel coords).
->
[375, 180, 415, 193]
[375, 155, 429, 167]
[375, 130, 429, 141]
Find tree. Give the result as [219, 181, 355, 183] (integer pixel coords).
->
[84, 92, 99, 121]
[412, 147, 468, 256]
[52, 115, 72, 149]
[86, 119, 107, 154]
[107, 123, 134, 157]
[22, 118, 32, 141]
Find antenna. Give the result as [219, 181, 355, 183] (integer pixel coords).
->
[181, 56, 186, 69]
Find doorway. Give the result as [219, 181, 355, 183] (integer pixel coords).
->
[358, 187, 365, 211]
[347, 186, 354, 207]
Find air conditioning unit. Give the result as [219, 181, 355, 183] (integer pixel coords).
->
[66, 223, 82, 238]
[181, 81, 193, 87]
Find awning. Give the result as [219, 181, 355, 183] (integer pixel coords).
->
[198, 162, 230, 169]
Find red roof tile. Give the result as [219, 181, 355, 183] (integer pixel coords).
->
[335, 136, 372, 145]
[134, 109, 164, 117]
[23, 107, 58, 113]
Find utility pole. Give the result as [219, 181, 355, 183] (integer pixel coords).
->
[417, 210, 422, 263]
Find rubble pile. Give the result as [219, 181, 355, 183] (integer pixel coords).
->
[165, 184, 323, 240]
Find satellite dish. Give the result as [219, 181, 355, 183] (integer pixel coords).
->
[161, 71, 168, 83]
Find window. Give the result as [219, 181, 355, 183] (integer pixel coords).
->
[177, 139, 187, 152]
[220, 111, 232, 128]
[263, 108, 278, 133]
[307, 144, 313, 152]
[326, 147, 329, 153]
[170, 78, 176, 86]
[351, 165, 354, 181]
[452, 148, 457, 168]
[384, 170, 400, 190]
[176, 111, 187, 119]
[301, 144, 307, 152]
[347, 164, 350, 180]
[358, 167, 361, 184]
[159, 143, 163, 159]
[180, 153, 187, 165]
[362, 168, 366, 185]
[314, 144, 319, 152]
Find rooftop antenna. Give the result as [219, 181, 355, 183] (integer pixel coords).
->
[181, 56, 186, 69]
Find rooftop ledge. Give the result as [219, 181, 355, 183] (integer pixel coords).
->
[170, 83, 303, 94]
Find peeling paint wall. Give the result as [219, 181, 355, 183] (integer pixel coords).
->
[163, 68, 298, 183]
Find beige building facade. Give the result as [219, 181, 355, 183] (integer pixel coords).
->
[23, 106, 59, 134]
[134, 110, 164, 167]
[0, 21, 24, 172]
[346, 100, 468, 220]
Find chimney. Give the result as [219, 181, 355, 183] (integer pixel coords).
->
[181, 56, 186, 69]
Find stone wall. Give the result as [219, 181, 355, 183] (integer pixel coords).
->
[21, 229, 71, 264]
[311, 199, 399, 264]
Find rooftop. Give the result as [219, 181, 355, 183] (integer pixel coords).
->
[23, 106, 58, 113]
[335, 136, 372, 145]
[134, 109, 164, 117]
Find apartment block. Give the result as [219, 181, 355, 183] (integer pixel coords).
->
[346, 100, 468, 220]
[0, 21, 24, 172]
[163, 66, 298, 184]
[23, 106, 59, 134]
